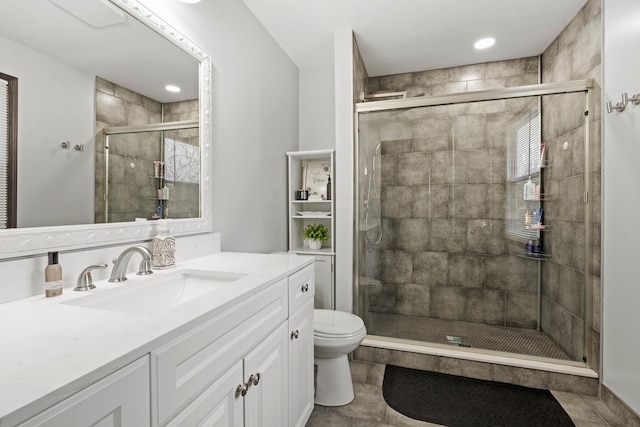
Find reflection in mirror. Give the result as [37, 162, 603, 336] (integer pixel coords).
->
[0, 72, 17, 229]
[95, 78, 200, 223]
[0, 0, 211, 258]
[0, 0, 200, 228]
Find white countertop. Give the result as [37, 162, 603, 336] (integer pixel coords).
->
[0, 252, 313, 426]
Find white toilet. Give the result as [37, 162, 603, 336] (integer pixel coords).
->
[313, 308, 367, 406]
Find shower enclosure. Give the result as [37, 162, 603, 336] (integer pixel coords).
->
[355, 81, 595, 365]
[98, 120, 200, 223]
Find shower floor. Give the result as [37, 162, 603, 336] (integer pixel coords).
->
[365, 312, 571, 361]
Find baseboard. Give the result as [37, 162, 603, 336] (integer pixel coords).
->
[601, 384, 640, 427]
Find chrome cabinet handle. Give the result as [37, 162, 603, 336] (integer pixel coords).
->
[235, 373, 261, 398]
[291, 330, 299, 340]
[235, 384, 248, 397]
[301, 283, 309, 293]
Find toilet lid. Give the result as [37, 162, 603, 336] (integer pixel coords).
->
[314, 309, 365, 337]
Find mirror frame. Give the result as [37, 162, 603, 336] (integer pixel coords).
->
[0, 0, 212, 259]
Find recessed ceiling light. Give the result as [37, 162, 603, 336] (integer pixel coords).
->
[176, 0, 201, 3]
[165, 85, 181, 93]
[474, 38, 496, 50]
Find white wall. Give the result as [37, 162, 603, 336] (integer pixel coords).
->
[334, 29, 355, 312]
[1, 35, 95, 228]
[297, 30, 354, 311]
[299, 64, 335, 151]
[139, 0, 299, 254]
[602, 0, 640, 414]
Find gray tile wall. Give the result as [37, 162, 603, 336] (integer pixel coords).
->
[365, 59, 545, 331]
[353, 35, 369, 103]
[540, 0, 601, 365]
[94, 77, 199, 222]
[360, 0, 602, 367]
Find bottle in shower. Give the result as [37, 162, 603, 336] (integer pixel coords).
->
[326, 175, 332, 200]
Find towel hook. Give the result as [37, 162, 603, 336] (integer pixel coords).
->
[623, 93, 640, 106]
[606, 94, 627, 114]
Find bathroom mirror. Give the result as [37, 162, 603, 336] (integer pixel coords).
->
[0, 0, 212, 258]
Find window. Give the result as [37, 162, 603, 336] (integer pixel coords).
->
[505, 107, 541, 242]
[0, 73, 17, 229]
[164, 137, 199, 184]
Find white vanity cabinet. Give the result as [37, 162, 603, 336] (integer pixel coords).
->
[287, 265, 315, 427]
[5, 256, 315, 427]
[18, 356, 150, 427]
[150, 278, 289, 426]
[167, 323, 290, 427]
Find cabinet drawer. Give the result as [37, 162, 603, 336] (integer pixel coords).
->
[288, 265, 314, 314]
[151, 279, 288, 426]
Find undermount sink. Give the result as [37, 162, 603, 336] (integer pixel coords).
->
[63, 269, 247, 316]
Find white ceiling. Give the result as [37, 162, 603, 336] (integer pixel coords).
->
[241, 0, 589, 77]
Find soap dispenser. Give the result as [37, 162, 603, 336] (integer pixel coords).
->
[44, 251, 63, 297]
[152, 220, 175, 268]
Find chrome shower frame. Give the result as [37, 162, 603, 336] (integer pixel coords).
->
[353, 79, 595, 367]
[103, 119, 199, 223]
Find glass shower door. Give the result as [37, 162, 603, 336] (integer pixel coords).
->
[356, 89, 591, 363]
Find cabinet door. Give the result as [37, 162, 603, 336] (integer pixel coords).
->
[18, 357, 150, 427]
[243, 323, 289, 427]
[166, 360, 243, 427]
[151, 280, 287, 425]
[313, 255, 333, 309]
[288, 299, 314, 427]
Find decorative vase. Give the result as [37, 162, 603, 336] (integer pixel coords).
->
[308, 239, 322, 250]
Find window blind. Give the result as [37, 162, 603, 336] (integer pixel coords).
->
[0, 78, 8, 229]
[505, 107, 541, 242]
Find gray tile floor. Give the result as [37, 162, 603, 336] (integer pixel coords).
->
[366, 313, 570, 360]
[306, 360, 625, 427]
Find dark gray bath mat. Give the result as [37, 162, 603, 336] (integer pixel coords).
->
[382, 365, 575, 427]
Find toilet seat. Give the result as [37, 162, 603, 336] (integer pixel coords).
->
[314, 309, 365, 338]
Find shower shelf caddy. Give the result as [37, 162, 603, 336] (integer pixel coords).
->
[286, 149, 335, 310]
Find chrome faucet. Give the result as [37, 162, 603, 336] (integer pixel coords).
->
[108, 246, 153, 282]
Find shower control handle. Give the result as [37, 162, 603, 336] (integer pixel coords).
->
[301, 283, 309, 293]
[291, 330, 299, 340]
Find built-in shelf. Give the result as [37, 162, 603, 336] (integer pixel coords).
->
[287, 149, 336, 310]
[518, 253, 553, 261]
[290, 247, 335, 256]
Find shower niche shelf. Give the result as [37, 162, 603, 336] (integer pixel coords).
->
[518, 253, 553, 261]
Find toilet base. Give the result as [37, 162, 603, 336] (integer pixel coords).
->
[314, 354, 354, 406]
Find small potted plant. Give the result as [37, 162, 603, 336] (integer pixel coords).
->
[303, 223, 329, 250]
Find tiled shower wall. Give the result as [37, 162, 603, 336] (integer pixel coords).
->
[362, 0, 601, 365]
[364, 57, 543, 329]
[540, 0, 601, 368]
[94, 77, 199, 223]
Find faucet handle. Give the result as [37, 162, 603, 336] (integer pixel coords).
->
[74, 264, 108, 292]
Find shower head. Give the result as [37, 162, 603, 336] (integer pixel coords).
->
[374, 143, 381, 155]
